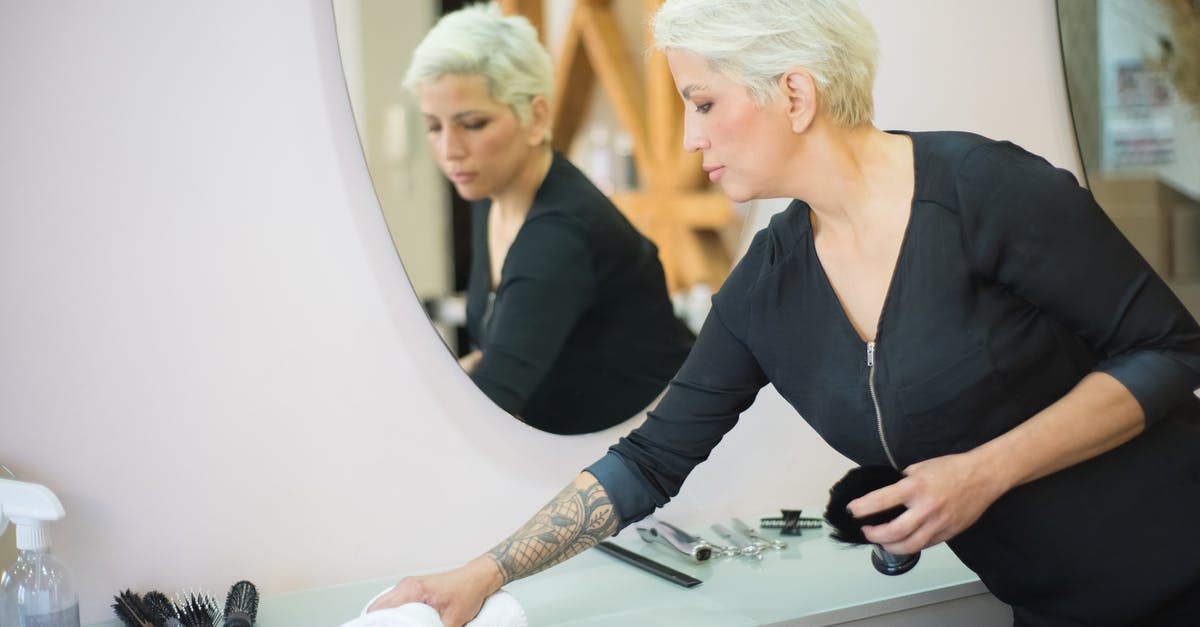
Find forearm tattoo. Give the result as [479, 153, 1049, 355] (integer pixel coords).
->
[486, 478, 618, 583]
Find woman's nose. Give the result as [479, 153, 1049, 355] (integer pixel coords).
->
[682, 116, 708, 153]
[440, 128, 467, 160]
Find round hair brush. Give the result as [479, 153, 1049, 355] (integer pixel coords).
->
[111, 590, 152, 627]
[223, 580, 259, 627]
[176, 590, 221, 627]
[823, 465, 921, 575]
[142, 590, 184, 627]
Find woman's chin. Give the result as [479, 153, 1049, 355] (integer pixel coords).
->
[451, 183, 488, 202]
[716, 183, 759, 204]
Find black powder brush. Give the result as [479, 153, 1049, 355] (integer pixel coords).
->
[111, 590, 153, 627]
[823, 465, 921, 575]
[222, 580, 259, 627]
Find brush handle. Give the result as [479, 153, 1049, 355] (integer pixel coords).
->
[223, 612, 253, 627]
[870, 544, 920, 576]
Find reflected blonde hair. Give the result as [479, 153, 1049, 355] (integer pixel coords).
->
[404, 3, 553, 133]
[652, 0, 878, 127]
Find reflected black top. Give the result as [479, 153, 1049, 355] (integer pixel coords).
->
[588, 131, 1200, 622]
[466, 153, 694, 435]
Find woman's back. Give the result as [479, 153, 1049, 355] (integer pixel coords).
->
[466, 153, 694, 433]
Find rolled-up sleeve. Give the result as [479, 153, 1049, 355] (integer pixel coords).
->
[958, 142, 1200, 425]
[586, 275, 769, 529]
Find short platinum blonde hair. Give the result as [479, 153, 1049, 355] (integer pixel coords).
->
[404, 3, 553, 129]
[652, 0, 878, 127]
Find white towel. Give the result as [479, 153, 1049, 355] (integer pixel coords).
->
[338, 587, 527, 627]
[340, 602, 443, 627]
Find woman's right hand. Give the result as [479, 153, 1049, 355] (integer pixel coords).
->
[368, 473, 615, 625]
[366, 556, 504, 627]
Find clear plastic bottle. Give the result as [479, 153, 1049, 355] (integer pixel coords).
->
[0, 523, 80, 627]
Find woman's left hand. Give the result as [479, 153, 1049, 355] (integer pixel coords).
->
[458, 350, 483, 373]
[845, 452, 1010, 555]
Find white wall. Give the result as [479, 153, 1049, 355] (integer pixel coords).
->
[0, 1, 1078, 623]
[746, 0, 1084, 236]
[334, 0, 451, 306]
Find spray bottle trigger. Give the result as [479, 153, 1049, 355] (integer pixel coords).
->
[0, 478, 66, 542]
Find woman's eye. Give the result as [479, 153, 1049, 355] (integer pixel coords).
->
[463, 119, 489, 130]
[426, 125, 442, 134]
[695, 102, 713, 114]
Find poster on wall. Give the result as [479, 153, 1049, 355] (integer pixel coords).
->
[1103, 59, 1176, 169]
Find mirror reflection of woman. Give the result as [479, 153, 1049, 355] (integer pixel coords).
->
[405, 5, 694, 435]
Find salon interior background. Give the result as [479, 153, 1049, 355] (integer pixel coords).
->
[8, 0, 1191, 622]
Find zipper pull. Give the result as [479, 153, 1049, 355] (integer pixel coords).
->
[866, 341, 875, 367]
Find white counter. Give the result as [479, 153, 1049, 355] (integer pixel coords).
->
[85, 521, 1011, 626]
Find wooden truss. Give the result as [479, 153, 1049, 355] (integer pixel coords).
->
[499, 0, 740, 293]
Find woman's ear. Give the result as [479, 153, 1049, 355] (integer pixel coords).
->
[780, 68, 817, 134]
[526, 95, 551, 146]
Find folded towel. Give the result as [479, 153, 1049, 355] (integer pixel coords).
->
[338, 587, 527, 627]
[340, 602, 443, 627]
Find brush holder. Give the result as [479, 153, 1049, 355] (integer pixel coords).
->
[871, 545, 920, 576]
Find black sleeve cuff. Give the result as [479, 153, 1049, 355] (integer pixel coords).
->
[1099, 351, 1198, 426]
[584, 451, 658, 532]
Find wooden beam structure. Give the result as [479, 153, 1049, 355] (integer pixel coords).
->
[497, 0, 543, 38]
[509, 0, 740, 292]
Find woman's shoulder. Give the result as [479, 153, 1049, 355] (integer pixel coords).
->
[527, 153, 618, 223]
[719, 200, 809, 299]
[914, 132, 1091, 273]
[908, 131, 1068, 211]
[908, 130, 1048, 171]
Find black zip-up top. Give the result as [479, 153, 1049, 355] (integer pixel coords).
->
[466, 153, 694, 434]
[588, 131, 1200, 624]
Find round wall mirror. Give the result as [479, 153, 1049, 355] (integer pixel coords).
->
[331, 0, 752, 434]
[1057, 0, 1200, 315]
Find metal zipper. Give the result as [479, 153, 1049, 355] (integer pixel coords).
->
[867, 341, 898, 469]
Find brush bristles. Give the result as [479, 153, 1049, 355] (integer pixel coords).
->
[224, 580, 260, 622]
[823, 465, 907, 545]
[114, 584, 252, 627]
[176, 590, 221, 627]
[141, 590, 179, 624]
[111, 589, 153, 627]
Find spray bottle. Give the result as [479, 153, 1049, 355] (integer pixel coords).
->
[0, 477, 80, 627]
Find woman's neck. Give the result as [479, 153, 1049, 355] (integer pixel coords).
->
[787, 123, 913, 237]
[489, 146, 554, 221]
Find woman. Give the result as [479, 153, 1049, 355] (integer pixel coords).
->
[405, 4, 694, 435]
[375, 0, 1200, 624]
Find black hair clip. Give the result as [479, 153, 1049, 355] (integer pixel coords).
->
[760, 509, 824, 536]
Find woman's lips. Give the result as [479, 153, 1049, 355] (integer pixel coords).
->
[705, 166, 725, 182]
[449, 172, 477, 184]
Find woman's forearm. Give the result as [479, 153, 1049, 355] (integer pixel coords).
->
[365, 473, 618, 619]
[972, 371, 1145, 493]
[854, 371, 1149, 555]
[484, 472, 618, 584]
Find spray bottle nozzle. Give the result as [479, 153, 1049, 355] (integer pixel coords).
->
[0, 478, 66, 551]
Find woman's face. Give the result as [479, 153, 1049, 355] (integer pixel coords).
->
[667, 50, 792, 202]
[418, 74, 533, 201]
